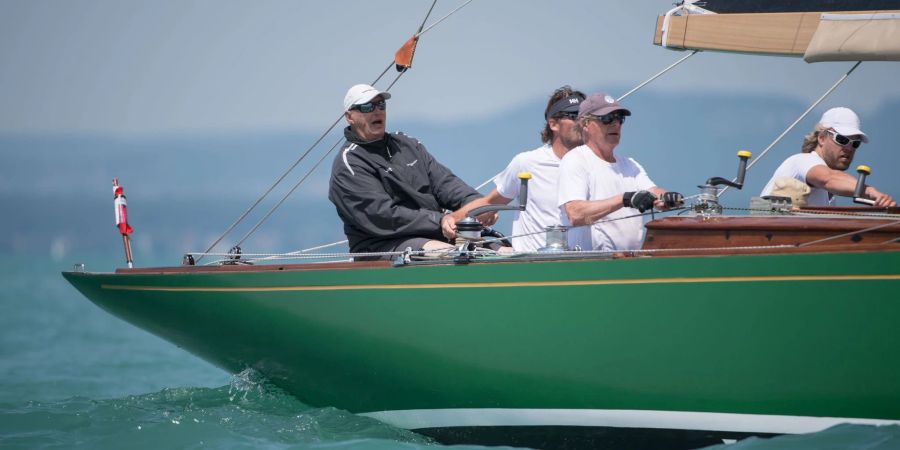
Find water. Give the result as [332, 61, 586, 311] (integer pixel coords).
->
[2, 256, 899, 450]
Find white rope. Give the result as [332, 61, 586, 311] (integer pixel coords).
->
[660, 1, 714, 48]
[660, 3, 683, 49]
[247, 239, 350, 263]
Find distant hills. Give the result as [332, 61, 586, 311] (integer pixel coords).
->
[3, 91, 898, 265]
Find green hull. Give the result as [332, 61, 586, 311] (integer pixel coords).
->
[63, 250, 900, 445]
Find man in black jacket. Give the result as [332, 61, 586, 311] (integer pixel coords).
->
[328, 84, 489, 258]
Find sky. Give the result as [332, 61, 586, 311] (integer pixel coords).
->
[1, 0, 899, 136]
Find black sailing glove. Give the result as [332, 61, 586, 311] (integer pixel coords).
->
[662, 191, 685, 208]
[623, 190, 656, 213]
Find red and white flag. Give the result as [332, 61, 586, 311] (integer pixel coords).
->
[113, 179, 133, 236]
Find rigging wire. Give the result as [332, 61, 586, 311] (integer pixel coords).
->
[231, 133, 353, 251]
[418, 0, 472, 36]
[618, 50, 699, 102]
[474, 50, 701, 192]
[196, 113, 345, 263]
[197, 0, 471, 262]
[718, 61, 863, 197]
[798, 218, 900, 248]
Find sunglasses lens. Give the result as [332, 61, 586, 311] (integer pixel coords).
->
[830, 131, 861, 148]
[354, 101, 385, 113]
[597, 113, 625, 125]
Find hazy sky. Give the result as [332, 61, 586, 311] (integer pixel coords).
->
[2, 0, 898, 135]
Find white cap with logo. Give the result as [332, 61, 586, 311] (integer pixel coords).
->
[820, 107, 868, 143]
[343, 84, 392, 112]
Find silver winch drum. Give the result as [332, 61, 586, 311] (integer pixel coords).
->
[538, 225, 569, 253]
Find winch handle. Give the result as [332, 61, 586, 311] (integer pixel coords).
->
[467, 172, 531, 218]
[705, 150, 751, 189]
[853, 165, 876, 206]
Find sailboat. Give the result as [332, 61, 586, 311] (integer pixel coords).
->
[63, 2, 900, 449]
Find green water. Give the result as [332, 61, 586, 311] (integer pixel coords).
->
[1, 256, 898, 449]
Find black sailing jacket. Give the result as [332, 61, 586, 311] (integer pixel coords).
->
[328, 127, 480, 253]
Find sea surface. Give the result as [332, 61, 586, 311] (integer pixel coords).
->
[1, 256, 898, 450]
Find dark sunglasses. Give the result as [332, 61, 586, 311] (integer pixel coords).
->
[827, 129, 862, 149]
[592, 112, 626, 125]
[555, 112, 579, 121]
[351, 100, 386, 113]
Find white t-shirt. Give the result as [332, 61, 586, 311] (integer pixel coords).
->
[494, 144, 566, 252]
[760, 153, 832, 206]
[557, 145, 656, 251]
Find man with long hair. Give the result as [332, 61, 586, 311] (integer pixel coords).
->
[456, 86, 587, 251]
[760, 107, 894, 207]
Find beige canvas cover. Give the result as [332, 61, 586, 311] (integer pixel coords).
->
[804, 13, 900, 62]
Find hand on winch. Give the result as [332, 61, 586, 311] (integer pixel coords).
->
[441, 210, 499, 240]
[623, 190, 684, 213]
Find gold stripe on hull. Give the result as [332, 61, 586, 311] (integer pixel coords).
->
[102, 274, 900, 293]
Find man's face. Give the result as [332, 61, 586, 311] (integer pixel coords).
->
[346, 95, 387, 141]
[818, 129, 861, 171]
[550, 113, 584, 150]
[583, 112, 625, 150]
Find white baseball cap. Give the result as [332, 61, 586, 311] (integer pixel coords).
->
[343, 84, 391, 111]
[820, 107, 868, 143]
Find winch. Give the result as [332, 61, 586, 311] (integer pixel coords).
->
[691, 150, 751, 216]
[454, 172, 532, 254]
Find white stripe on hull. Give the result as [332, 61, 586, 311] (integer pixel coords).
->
[360, 408, 900, 435]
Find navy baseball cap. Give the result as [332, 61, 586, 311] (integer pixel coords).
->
[545, 93, 586, 120]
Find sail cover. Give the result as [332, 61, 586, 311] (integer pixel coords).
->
[654, 2, 900, 58]
[804, 13, 900, 62]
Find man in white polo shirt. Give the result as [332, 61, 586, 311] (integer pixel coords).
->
[760, 107, 894, 207]
[453, 86, 586, 251]
[557, 92, 683, 252]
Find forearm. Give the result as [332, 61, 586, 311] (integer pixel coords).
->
[820, 176, 858, 197]
[564, 197, 624, 226]
[807, 165, 858, 197]
[449, 189, 511, 221]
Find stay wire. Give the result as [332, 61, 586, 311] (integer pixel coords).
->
[719, 61, 862, 197]
[617, 50, 699, 102]
[231, 69, 408, 250]
[196, 114, 346, 264]
[199, 60, 394, 264]
[418, 0, 472, 36]
[418, 0, 439, 34]
[474, 50, 701, 192]
[199, 0, 468, 261]
[797, 217, 900, 248]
